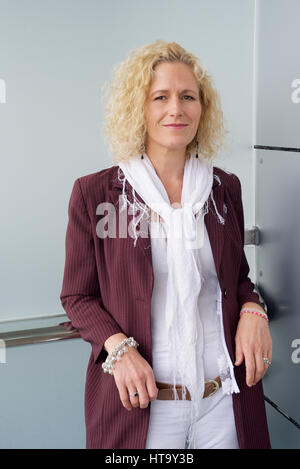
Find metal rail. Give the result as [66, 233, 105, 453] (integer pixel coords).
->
[0, 227, 260, 348]
[0, 324, 80, 347]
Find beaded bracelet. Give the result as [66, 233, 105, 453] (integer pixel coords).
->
[102, 337, 139, 375]
[240, 308, 269, 323]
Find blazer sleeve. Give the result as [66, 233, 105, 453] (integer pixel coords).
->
[231, 174, 266, 312]
[60, 178, 123, 364]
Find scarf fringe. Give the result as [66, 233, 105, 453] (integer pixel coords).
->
[210, 175, 225, 225]
[118, 166, 152, 246]
[117, 167, 226, 245]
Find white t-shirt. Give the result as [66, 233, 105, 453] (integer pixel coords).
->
[149, 216, 240, 395]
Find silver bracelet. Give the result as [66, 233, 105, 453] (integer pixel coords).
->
[102, 337, 139, 375]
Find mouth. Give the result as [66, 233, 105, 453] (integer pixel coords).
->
[163, 124, 188, 128]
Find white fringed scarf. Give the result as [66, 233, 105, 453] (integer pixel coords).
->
[118, 151, 225, 448]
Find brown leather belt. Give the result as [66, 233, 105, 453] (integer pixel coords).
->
[156, 376, 222, 400]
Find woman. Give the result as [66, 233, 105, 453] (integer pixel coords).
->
[60, 40, 272, 449]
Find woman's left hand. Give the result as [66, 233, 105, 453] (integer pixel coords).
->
[234, 303, 272, 387]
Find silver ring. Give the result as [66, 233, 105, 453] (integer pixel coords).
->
[131, 392, 138, 397]
[263, 357, 271, 365]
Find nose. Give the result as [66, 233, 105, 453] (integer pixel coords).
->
[168, 96, 184, 116]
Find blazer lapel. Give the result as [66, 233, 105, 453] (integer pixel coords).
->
[109, 167, 153, 268]
[204, 174, 225, 282]
[109, 166, 225, 279]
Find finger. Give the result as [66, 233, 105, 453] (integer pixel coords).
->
[234, 338, 245, 366]
[135, 381, 150, 409]
[268, 342, 273, 363]
[128, 386, 140, 408]
[262, 355, 271, 374]
[254, 350, 265, 385]
[244, 348, 256, 387]
[145, 372, 159, 402]
[263, 347, 272, 369]
[118, 383, 132, 411]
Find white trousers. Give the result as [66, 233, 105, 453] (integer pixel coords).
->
[145, 339, 240, 449]
[145, 390, 239, 449]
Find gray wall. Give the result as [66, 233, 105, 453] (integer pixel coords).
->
[255, 0, 300, 449]
[0, 318, 90, 448]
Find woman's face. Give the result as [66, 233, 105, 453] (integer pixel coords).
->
[144, 61, 202, 155]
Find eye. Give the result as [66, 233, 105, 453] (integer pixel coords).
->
[183, 95, 195, 100]
[154, 95, 195, 101]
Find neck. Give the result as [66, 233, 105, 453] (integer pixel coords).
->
[145, 145, 188, 184]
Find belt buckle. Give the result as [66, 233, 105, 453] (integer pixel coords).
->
[204, 379, 219, 398]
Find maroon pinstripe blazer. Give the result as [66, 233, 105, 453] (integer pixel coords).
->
[60, 164, 271, 449]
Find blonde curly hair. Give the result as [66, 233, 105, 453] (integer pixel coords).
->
[101, 40, 229, 163]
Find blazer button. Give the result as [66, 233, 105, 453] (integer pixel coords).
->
[223, 288, 227, 298]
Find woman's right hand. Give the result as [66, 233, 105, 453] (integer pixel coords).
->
[104, 333, 159, 411]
